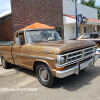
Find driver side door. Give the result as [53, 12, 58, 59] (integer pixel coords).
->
[12, 32, 26, 67]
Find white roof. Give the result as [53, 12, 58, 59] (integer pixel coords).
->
[0, 9, 12, 19]
[63, 15, 100, 25]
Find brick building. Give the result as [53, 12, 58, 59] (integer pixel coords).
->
[0, 0, 100, 41]
[0, 10, 13, 41]
[0, 0, 64, 41]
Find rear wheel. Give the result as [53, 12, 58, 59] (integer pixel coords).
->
[1, 56, 10, 69]
[36, 63, 56, 87]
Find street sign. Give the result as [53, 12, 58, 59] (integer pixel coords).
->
[82, 16, 88, 25]
[77, 14, 82, 24]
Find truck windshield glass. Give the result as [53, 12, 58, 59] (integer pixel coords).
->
[25, 29, 61, 44]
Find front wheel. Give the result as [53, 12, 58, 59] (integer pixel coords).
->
[1, 56, 10, 69]
[36, 63, 56, 87]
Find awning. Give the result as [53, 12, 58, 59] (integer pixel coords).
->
[63, 14, 100, 25]
[20, 22, 55, 31]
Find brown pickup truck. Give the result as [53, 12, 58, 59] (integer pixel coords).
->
[0, 24, 98, 87]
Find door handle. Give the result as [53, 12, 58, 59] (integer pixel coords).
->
[12, 47, 15, 49]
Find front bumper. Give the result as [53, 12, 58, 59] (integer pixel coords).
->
[56, 55, 98, 78]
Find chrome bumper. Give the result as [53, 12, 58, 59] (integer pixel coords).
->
[56, 55, 98, 78]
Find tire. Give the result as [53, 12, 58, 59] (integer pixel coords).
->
[36, 63, 57, 87]
[1, 56, 10, 69]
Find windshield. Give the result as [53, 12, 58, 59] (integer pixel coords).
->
[25, 29, 61, 44]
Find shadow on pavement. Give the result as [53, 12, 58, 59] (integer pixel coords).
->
[53, 65, 100, 91]
[10, 64, 36, 78]
[6, 64, 100, 91]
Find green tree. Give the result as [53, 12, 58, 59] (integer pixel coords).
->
[95, 6, 100, 19]
[81, 0, 96, 8]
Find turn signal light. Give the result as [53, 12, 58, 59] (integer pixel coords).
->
[56, 67, 65, 71]
[49, 51, 53, 53]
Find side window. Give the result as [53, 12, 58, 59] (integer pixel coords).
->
[83, 34, 90, 39]
[16, 33, 25, 45]
[56, 27, 61, 37]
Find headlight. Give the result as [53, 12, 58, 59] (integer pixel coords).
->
[60, 57, 65, 65]
[55, 55, 66, 68]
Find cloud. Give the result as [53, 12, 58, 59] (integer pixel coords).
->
[0, 0, 11, 14]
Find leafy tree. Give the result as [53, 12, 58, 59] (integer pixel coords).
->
[81, 0, 96, 8]
[95, 6, 100, 19]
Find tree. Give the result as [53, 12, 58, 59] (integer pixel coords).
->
[95, 6, 100, 19]
[81, 0, 96, 8]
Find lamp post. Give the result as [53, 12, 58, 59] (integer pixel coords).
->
[75, 0, 78, 38]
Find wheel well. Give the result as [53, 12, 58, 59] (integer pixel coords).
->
[33, 61, 48, 71]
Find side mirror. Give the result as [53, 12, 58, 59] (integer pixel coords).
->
[16, 37, 21, 45]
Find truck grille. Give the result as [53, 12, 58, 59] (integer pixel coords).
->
[67, 50, 83, 63]
[84, 47, 94, 57]
[60, 46, 95, 67]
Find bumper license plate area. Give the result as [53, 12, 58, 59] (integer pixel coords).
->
[80, 62, 89, 70]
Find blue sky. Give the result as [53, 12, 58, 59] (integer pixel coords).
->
[0, 0, 11, 14]
[0, 0, 100, 14]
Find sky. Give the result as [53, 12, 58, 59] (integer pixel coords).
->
[0, 0, 100, 15]
[0, 0, 11, 14]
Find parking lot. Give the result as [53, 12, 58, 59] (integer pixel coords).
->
[0, 58, 100, 100]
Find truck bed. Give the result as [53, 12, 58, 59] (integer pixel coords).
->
[0, 41, 13, 46]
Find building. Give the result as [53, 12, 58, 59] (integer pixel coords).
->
[0, 9, 13, 41]
[0, 0, 64, 41]
[0, 0, 100, 41]
[63, 0, 100, 40]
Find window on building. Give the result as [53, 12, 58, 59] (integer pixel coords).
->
[72, 27, 74, 33]
[78, 27, 80, 33]
[84, 27, 87, 33]
[56, 27, 61, 37]
[93, 27, 96, 32]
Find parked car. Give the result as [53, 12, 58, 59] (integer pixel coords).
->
[77, 33, 100, 57]
[0, 22, 98, 87]
[77, 33, 100, 47]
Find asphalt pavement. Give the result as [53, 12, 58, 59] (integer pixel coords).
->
[0, 58, 100, 100]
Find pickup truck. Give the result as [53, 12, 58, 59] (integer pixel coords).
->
[0, 27, 98, 87]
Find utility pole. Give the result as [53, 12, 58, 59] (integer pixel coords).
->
[75, 0, 78, 38]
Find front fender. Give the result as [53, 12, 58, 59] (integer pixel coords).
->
[33, 59, 56, 77]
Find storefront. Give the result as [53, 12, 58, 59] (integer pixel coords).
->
[63, 0, 100, 40]
[63, 14, 100, 40]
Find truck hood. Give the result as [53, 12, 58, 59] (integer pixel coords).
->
[30, 40, 95, 54]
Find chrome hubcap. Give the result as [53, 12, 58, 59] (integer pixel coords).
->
[39, 67, 49, 82]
